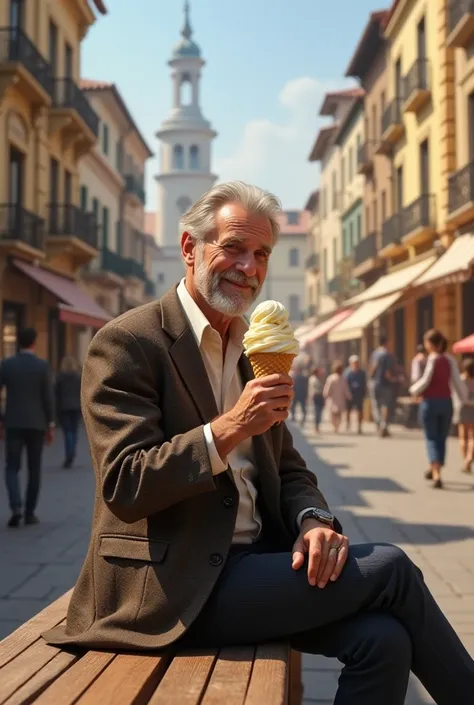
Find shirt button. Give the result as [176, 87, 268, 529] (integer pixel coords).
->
[188, 472, 196, 483]
[209, 553, 223, 566]
[223, 496, 235, 508]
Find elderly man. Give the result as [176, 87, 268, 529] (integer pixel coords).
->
[44, 182, 474, 704]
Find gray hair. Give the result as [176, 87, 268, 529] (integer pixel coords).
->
[180, 181, 282, 243]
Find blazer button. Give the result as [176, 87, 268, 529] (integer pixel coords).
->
[209, 553, 223, 566]
[223, 496, 235, 508]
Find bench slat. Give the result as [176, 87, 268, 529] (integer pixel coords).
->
[148, 652, 216, 705]
[0, 636, 66, 705]
[31, 651, 116, 705]
[200, 647, 255, 705]
[0, 591, 71, 669]
[244, 643, 288, 705]
[3, 651, 77, 705]
[75, 653, 169, 705]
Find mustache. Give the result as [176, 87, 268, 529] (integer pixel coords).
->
[220, 270, 259, 290]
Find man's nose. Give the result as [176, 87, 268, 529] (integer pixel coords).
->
[235, 253, 257, 277]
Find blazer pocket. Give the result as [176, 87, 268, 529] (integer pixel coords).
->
[98, 534, 169, 563]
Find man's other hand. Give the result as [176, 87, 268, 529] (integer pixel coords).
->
[292, 519, 349, 588]
[231, 374, 294, 435]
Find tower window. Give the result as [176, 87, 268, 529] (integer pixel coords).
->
[173, 145, 184, 169]
[190, 145, 199, 169]
[289, 247, 299, 267]
[180, 74, 192, 106]
[177, 195, 192, 215]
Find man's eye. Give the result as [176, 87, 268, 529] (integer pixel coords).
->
[225, 244, 239, 252]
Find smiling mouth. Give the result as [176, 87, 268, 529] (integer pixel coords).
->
[222, 279, 252, 291]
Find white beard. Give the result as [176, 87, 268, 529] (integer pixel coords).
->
[194, 251, 261, 316]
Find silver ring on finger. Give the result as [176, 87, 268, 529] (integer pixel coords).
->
[329, 545, 341, 554]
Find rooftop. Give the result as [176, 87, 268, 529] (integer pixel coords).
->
[345, 10, 389, 79]
[319, 87, 365, 117]
[308, 124, 338, 162]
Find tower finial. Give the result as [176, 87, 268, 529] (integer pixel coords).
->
[182, 1, 192, 40]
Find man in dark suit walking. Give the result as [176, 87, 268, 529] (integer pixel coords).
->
[0, 328, 55, 527]
[44, 182, 474, 704]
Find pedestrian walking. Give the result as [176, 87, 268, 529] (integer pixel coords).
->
[410, 344, 427, 384]
[0, 328, 55, 527]
[369, 334, 397, 438]
[291, 363, 309, 425]
[308, 367, 325, 433]
[410, 329, 467, 489]
[55, 355, 82, 469]
[344, 355, 367, 434]
[323, 360, 351, 433]
[458, 357, 474, 474]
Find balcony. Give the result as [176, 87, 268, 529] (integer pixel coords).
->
[403, 59, 431, 113]
[124, 174, 146, 206]
[84, 247, 127, 289]
[49, 78, 99, 154]
[353, 232, 384, 279]
[380, 214, 404, 258]
[401, 194, 436, 247]
[47, 204, 98, 264]
[447, 161, 474, 227]
[447, 0, 474, 48]
[378, 99, 404, 151]
[326, 275, 342, 296]
[0, 204, 44, 257]
[305, 252, 319, 272]
[0, 27, 53, 105]
[123, 257, 146, 282]
[357, 142, 375, 175]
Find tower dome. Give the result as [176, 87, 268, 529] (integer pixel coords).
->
[172, 2, 201, 59]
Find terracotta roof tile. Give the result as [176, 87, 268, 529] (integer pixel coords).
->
[277, 210, 309, 234]
[80, 79, 112, 90]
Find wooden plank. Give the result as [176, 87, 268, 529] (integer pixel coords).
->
[3, 651, 78, 705]
[244, 643, 289, 705]
[0, 637, 66, 705]
[0, 591, 71, 668]
[31, 651, 116, 705]
[200, 647, 255, 705]
[148, 652, 217, 705]
[75, 653, 169, 705]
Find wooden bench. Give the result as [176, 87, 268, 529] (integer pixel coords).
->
[0, 590, 303, 705]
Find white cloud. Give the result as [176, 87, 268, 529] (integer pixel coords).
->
[214, 76, 354, 209]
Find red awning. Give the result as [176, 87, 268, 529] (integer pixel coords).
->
[13, 259, 111, 330]
[300, 309, 354, 347]
[453, 334, 474, 355]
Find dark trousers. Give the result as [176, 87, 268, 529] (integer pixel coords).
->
[4, 428, 45, 515]
[179, 543, 474, 705]
[59, 410, 80, 462]
[291, 396, 307, 423]
[313, 394, 324, 427]
[419, 398, 453, 465]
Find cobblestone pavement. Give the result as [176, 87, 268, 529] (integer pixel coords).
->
[0, 419, 473, 705]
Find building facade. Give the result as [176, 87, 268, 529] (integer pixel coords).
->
[149, 2, 217, 295]
[304, 190, 320, 322]
[0, 0, 109, 371]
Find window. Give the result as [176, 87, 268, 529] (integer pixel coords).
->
[396, 166, 403, 210]
[323, 247, 328, 283]
[64, 170, 72, 205]
[372, 104, 377, 142]
[286, 211, 299, 225]
[115, 220, 122, 254]
[365, 206, 370, 234]
[10, 0, 24, 29]
[189, 145, 199, 169]
[348, 147, 353, 181]
[289, 248, 299, 267]
[332, 172, 337, 209]
[332, 238, 337, 273]
[157, 273, 165, 284]
[469, 92, 474, 160]
[102, 123, 109, 155]
[176, 195, 192, 215]
[116, 141, 123, 172]
[49, 158, 59, 205]
[341, 156, 345, 194]
[381, 91, 386, 120]
[356, 213, 361, 245]
[92, 198, 100, 228]
[288, 295, 300, 322]
[64, 42, 73, 79]
[102, 207, 109, 248]
[373, 199, 378, 233]
[9, 147, 24, 206]
[179, 75, 193, 106]
[49, 21, 58, 76]
[420, 139, 429, 193]
[173, 144, 184, 169]
[395, 58, 403, 100]
[80, 185, 88, 211]
[343, 226, 350, 258]
[381, 189, 387, 224]
[349, 222, 354, 252]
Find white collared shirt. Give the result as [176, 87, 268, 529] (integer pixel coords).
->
[177, 279, 262, 544]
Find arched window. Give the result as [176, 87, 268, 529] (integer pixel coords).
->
[179, 75, 192, 106]
[176, 195, 192, 215]
[189, 145, 199, 170]
[289, 247, 299, 267]
[173, 144, 184, 170]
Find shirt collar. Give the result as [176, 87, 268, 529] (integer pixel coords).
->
[176, 278, 248, 348]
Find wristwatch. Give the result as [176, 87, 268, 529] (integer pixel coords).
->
[300, 508, 335, 528]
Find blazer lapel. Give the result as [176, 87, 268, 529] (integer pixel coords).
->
[161, 288, 219, 424]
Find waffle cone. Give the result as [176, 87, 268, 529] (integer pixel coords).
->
[248, 352, 296, 378]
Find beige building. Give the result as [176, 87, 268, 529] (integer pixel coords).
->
[304, 190, 320, 321]
[0, 0, 110, 371]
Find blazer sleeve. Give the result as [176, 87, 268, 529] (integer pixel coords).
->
[81, 322, 217, 524]
[278, 423, 342, 535]
[42, 362, 55, 426]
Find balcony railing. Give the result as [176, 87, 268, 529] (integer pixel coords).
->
[145, 279, 156, 297]
[125, 174, 146, 204]
[401, 194, 435, 238]
[0, 27, 53, 97]
[448, 0, 474, 33]
[354, 232, 377, 267]
[48, 204, 98, 249]
[448, 161, 474, 214]
[100, 247, 128, 278]
[123, 257, 146, 281]
[326, 275, 341, 295]
[0, 203, 44, 250]
[403, 58, 429, 98]
[381, 98, 403, 135]
[381, 214, 402, 250]
[305, 252, 319, 270]
[53, 78, 99, 137]
[357, 141, 375, 172]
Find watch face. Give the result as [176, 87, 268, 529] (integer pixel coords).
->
[315, 509, 334, 523]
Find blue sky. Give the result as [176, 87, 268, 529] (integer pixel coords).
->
[83, 0, 380, 211]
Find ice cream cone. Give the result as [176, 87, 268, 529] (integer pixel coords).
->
[248, 352, 296, 378]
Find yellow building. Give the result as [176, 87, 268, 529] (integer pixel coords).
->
[0, 0, 109, 372]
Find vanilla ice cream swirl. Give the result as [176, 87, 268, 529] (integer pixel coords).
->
[243, 300, 299, 355]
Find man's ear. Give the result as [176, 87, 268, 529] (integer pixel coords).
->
[181, 231, 196, 267]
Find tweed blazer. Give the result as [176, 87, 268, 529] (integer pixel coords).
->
[43, 287, 334, 651]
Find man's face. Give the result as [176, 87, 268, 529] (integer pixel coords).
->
[192, 202, 273, 316]
[350, 360, 359, 371]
